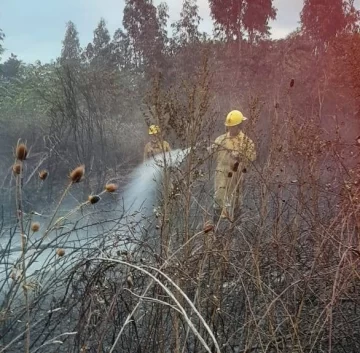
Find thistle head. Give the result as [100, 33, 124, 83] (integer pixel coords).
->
[88, 195, 101, 204]
[39, 170, 49, 180]
[70, 165, 85, 183]
[232, 162, 239, 172]
[56, 248, 65, 257]
[12, 163, 22, 175]
[105, 183, 118, 193]
[31, 222, 40, 232]
[16, 143, 28, 161]
[203, 222, 214, 233]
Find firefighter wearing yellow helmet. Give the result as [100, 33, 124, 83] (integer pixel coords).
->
[210, 110, 256, 221]
[144, 124, 171, 162]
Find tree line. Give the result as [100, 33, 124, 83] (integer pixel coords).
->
[0, 0, 359, 208]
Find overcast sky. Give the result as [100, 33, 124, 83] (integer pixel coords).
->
[0, 0, 356, 63]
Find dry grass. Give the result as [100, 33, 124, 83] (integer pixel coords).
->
[0, 48, 359, 353]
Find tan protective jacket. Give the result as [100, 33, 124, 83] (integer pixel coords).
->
[211, 131, 256, 217]
[144, 140, 171, 162]
[213, 131, 256, 170]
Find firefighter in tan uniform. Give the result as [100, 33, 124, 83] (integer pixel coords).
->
[144, 125, 171, 162]
[210, 110, 256, 221]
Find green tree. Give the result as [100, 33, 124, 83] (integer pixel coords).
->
[209, 0, 276, 42]
[0, 53, 22, 79]
[169, 0, 208, 79]
[0, 29, 4, 61]
[209, 0, 244, 41]
[112, 28, 132, 69]
[123, 0, 167, 72]
[0, 62, 55, 152]
[60, 21, 81, 65]
[300, 0, 347, 44]
[92, 18, 112, 65]
[343, 0, 360, 32]
[82, 42, 94, 64]
[157, 2, 169, 48]
[243, 0, 277, 44]
[171, 0, 202, 46]
[82, 19, 113, 69]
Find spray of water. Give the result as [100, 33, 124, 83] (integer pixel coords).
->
[119, 147, 191, 220]
[0, 148, 191, 282]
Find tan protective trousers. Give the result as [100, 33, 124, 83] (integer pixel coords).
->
[214, 170, 244, 219]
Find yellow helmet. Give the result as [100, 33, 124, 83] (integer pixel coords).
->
[148, 125, 160, 135]
[225, 110, 247, 127]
